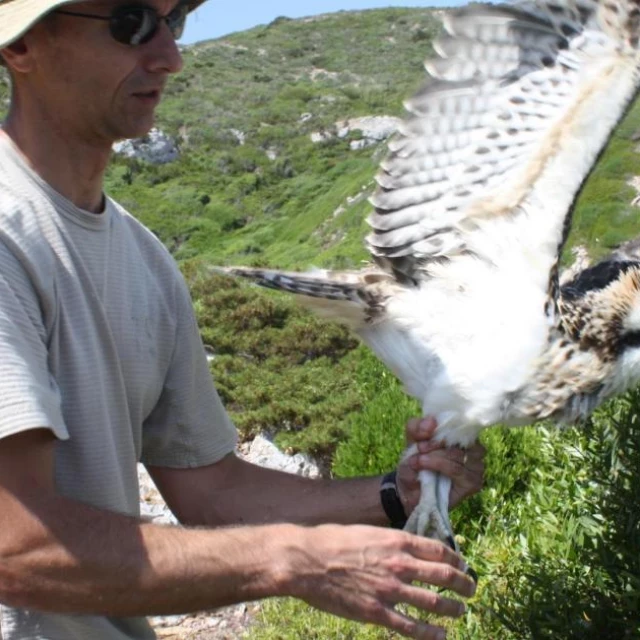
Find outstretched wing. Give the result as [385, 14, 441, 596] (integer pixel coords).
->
[368, 0, 640, 286]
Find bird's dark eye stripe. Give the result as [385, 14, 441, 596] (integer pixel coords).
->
[619, 331, 640, 351]
[562, 260, 640, 299]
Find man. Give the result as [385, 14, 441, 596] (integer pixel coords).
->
[0, 1, 484, 639]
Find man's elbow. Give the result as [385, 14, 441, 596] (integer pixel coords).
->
[171, 502, 230, 528]
[0, 540, 51, 610]
[0, 504, 67, 612]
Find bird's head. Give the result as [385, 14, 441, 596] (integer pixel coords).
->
[613, 265, 640, 355]
[586, 264, 640, 384]
[562, 262, 640, 365]
[603, 263, 640, 393]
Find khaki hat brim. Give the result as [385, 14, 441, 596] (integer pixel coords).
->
[0, 0, 75, 49]
[0, 0, 205, 50]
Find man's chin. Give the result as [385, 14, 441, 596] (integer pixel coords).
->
[111, 115, 156, 143]
[116, 127, 153, 143]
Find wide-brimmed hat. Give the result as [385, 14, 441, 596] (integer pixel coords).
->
[0, 0, 204, 50]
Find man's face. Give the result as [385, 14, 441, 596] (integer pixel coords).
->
[19, 0, 184, 144]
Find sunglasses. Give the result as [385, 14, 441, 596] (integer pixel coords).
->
[54, 3, 188, 46]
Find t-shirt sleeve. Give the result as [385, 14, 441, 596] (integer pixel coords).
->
[0, 240, 68, 441]
[141, 275, 238, 468]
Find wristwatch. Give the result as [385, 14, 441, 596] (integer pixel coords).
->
[380, 470, 408, 529]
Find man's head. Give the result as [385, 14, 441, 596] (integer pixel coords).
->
[0, 0, 200, 143]
[0, 0, 203, 51]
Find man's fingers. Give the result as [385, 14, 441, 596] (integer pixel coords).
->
[416, 447, 484, 476]
[405, 417, 437, 444]
[417, 452, 466, 478]
[415, 440, 486, 458]
[396, 584, 466, 618]
[402, 534, 465, 568]
[416, 441, 447, 454]
[397, 456, 421, 487]
[398, 447, 464, 480]
[396, 538, 476, 597]
[406, 561, 476, 598]
[377, 606, 447, 640]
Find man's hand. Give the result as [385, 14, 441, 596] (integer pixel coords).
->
[286, 524, 476, 640]
[397, 418, 485, 512]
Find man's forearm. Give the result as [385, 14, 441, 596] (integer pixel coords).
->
[0, 489, 293, 616]
[211, 467, 389, 527]
[150, 456, 390, 529]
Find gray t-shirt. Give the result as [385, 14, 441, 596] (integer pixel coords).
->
[0, 133, 238, 639]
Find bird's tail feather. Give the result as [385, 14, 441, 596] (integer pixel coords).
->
[211, 266, 378, 327]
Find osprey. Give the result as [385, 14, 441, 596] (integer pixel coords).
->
[216, 0, 640, 552]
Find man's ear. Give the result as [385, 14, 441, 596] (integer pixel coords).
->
[1, 37, 34, 75]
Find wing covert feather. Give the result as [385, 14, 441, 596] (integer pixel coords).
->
[368, 0, 640, 284]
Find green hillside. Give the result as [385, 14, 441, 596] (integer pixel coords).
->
[2, 7, 640, 639]
[104, 8, 443, 268]
[106, 7, 640, 268]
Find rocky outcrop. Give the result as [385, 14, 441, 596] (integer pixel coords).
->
[113, 128, 179, 165]
[311, 115, 401, 150]
[242, 433, 322, 478]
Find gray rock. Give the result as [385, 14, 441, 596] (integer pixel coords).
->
[230, 128, 246, 145]
[113, 128, 179, 165]
[243, 434, 322, 479]
[310, 131, 332, 144]
[311, 115, 401, 149]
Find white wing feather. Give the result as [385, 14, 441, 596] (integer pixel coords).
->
[368, 0, 640, 287]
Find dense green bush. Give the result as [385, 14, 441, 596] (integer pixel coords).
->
[459, 395, 639, 640]
[186, 268, 363, 454]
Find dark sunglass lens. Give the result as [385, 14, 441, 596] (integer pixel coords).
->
[110, 7, 158, 45]
[166, 4, 187, 40]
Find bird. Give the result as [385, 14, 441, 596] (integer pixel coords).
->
[214, 0, 640, 554]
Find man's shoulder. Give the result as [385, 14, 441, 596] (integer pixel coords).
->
[0, 147, 52, 235]
[109, 198, 172, 255]
[0, 182, 53, 251]
[107, 198, 186, 287]
[0, 187, 59, 297]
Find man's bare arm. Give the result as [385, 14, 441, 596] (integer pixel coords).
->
[147, 418, 485, 529]
[148, 453, 389, 527]
[0, 429, 475, 639]
[0, 429, 294, 615]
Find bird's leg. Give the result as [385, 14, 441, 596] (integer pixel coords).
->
[436, 472, 456, 550]
[401, 445, 441, 538]
[402, 446, 477, 581]
[401, 443, 456, 544]
[404, 468, 457, 551]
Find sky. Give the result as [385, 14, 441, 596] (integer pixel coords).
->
[181, 1, 463, 45]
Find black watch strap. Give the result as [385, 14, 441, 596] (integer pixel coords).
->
[380, 470, 408, 529]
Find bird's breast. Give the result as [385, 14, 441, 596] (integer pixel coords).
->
[359, 268, 552, 445]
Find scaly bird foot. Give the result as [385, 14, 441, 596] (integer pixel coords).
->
[402, 467, 478, 582]
[403, 469, 456, 544]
